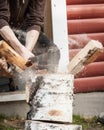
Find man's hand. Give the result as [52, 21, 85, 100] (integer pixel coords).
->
[26, 30, 39, 52]
[0, 26, 35, 60]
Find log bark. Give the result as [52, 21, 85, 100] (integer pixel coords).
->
[68, 40, 103, 75]
[0, 40, 32, 70]
[68, 18, 104, 34]
[74, 76, 104, 93]
[67, 4, 104, 20]
[76, 62, 104, 78]
[26, 74, 74, 123]
[66, 0, 104, 5]
[25, 120, 82, 130]
[69, 33, 104, 48]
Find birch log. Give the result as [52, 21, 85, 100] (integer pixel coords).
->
[26, 74, 74, 123]
[69, 40, 103, 75]
[0, 40, 32, 70]
[25, 120, 82, 130]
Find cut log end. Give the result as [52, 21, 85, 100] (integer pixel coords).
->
[69, 40, 104, 75]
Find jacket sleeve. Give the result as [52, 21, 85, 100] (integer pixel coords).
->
[25, 0, 46, 32]
[0, 0, 10, 29]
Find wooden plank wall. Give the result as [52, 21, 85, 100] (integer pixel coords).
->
[66, 0, 104, 93]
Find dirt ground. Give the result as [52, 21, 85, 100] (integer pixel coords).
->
[73, 115, 104, 130]
[84, 125, 104, 130]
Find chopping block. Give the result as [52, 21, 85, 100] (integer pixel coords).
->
[25, 73, 77, 130]
[26, 74, 74, 123]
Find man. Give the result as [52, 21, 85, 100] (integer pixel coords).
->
[0, 0, 60, 69]
[0, 0, 60, 91]
[0, 0, 46, 59]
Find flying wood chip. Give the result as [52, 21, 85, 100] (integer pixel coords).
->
[69, 40, 104, 75]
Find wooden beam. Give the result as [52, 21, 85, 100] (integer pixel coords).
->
[0, 91, 25, 102]
[68, 40, 103, 75]
[68, 18, 104, 34]
[76, 62, 104, 78]
[67, 4, 104, 20]
[69, 33, 104, 48]
[66, 0, 104, 5]
[51, 0, 69, 73]
[74, 76, 104, 93]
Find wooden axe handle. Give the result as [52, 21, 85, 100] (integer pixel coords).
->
[0, 40, 32, 70]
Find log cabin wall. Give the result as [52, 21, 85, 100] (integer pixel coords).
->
[66, 0, 104, 93]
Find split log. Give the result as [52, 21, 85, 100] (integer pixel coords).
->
[26, 74, 74, 123]
[68, 40, 103, 75]
[25, 120, 82, 130]
[0, 40, 32, 70]
[69, 49, 104, 62]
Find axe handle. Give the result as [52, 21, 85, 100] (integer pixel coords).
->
[0, 40, 32, 70]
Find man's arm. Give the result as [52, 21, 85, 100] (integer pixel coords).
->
[0, 0, 10, 29]
[25, 0, 46, 51]
[26, 30, 39, 52]
[0, 0, 34, 60]
[0, 26, 34, 60]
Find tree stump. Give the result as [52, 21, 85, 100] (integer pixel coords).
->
[26, 74, 74, 123]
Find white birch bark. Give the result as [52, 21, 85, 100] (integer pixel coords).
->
[25, 120, 82, 130]
[26, 74, 74, 123]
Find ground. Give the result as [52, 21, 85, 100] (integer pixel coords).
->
[73, 115, 104, 130]
[0, 115, 104, 130]
[0, 115, 24, 130]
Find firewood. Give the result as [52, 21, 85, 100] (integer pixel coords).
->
[69, 40, 103, 75]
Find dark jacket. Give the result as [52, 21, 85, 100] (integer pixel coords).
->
[0, 0, 46, 32]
